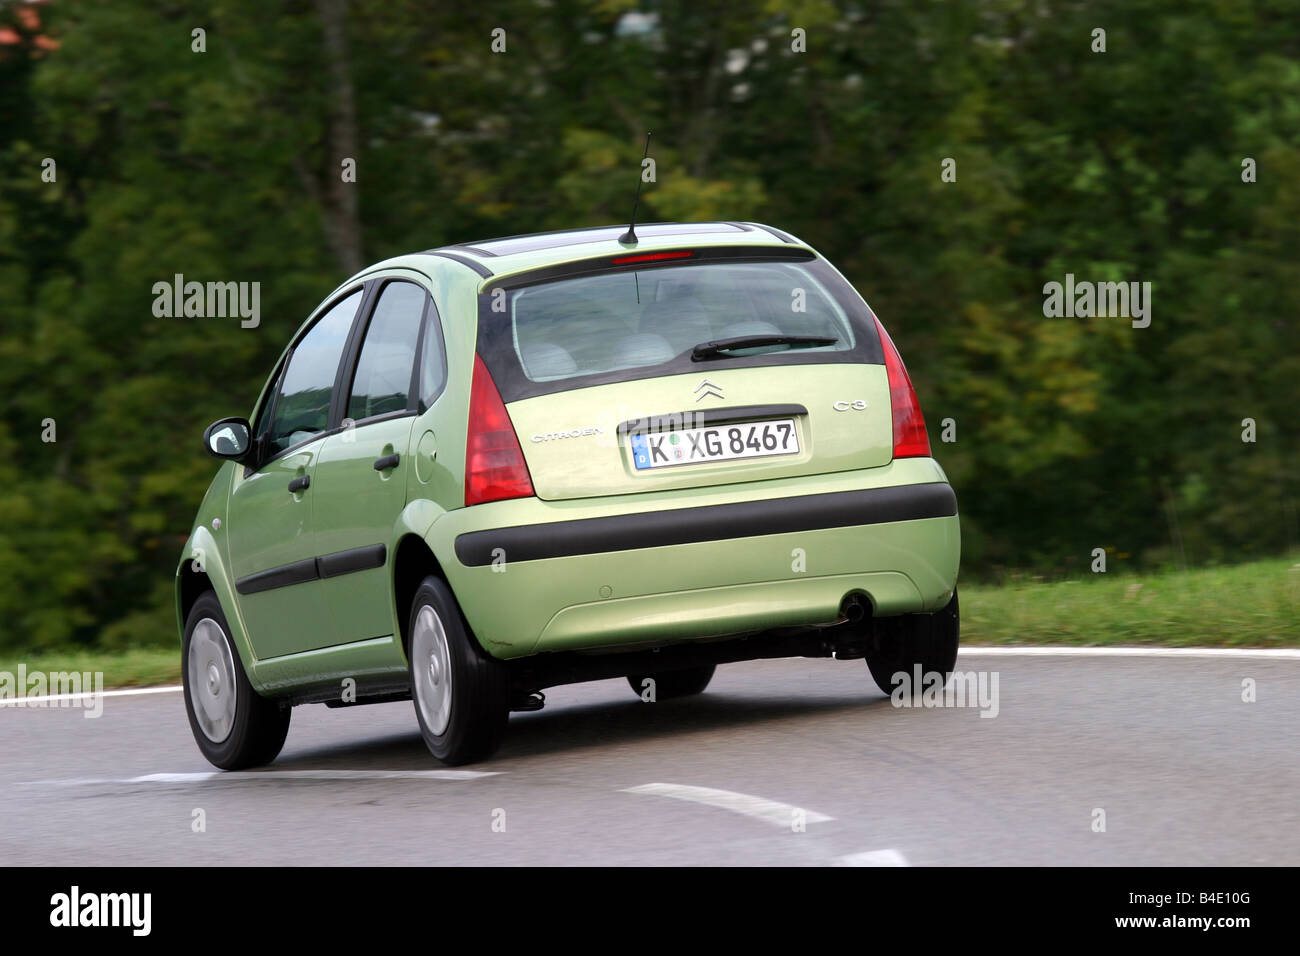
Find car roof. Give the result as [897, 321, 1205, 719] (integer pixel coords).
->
[418, 221, 810, 284]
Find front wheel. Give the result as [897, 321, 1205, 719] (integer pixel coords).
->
[408, 576, 510, 765]
[182, 591, 291, 770]
[865, 590, 960, 697]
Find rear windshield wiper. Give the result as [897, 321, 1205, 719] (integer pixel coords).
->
[691, 334, 838, 361]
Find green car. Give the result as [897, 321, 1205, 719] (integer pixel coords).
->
[177, 222, 960, 768]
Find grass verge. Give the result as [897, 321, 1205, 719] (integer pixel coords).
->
[962, 554, 1300, 647]
[2, 557, 1297, 690]
[0, 648, 180, 690]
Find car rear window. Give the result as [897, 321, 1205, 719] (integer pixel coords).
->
[477, 253, 883, 402]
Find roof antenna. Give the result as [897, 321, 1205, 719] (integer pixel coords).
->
[619, 132, 653, 246]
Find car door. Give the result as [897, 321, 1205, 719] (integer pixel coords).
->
[227, 287, 366, 660]
[313, 277, 444, 646]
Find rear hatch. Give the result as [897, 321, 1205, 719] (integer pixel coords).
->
[475, 247, 894, 501]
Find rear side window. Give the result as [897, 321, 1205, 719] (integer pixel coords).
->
[347, 281, 425, 421]
[267, 289, 362, 454]
[418, 300, 448, 407]
[476, 254, 883, 402]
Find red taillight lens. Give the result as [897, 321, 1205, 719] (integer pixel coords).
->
[609, 250, 695, 266]
[464, 354, 534, 506]
[874, 316, 931, 459]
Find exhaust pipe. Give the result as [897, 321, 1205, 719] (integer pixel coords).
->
[831, 594, 872, 659]
[840, 594, 869, 624]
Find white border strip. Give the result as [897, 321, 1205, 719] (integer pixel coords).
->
[23, 769, 500, 786]
[2, 646, 1296, 707]
[835, 848, 910, 867]
[622, 782, 833, 827]
[960, 646, 1300, 660]
[0, 685, 183, 706]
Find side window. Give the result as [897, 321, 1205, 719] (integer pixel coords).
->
[267, 289, 362, 456]
[419, 298, 448, 407]
[346, 281, 425, 422]
[251, 357, 285, 444]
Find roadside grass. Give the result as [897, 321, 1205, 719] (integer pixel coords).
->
[0, 648, 180, 690]
[2, 557, 1297, 691]
[962, 555, 1300, 648]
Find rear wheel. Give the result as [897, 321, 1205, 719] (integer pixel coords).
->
[627, 664, 716, 701]
[182, 591, 291, 770]
[865, 590, 960, 697]
[409, 576, 510, 765]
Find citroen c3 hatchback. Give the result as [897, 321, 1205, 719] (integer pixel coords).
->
[177, 222, 960, 768]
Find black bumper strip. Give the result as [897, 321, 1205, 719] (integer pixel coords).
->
[318, 543, 387, 579]
[235, 557, 320, 596]
[235, 544, 388, 595]
[454, 482, 957, 567]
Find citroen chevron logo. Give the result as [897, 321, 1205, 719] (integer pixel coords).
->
[694, 379, 724, 402]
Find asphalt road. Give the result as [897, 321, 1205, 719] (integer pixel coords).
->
[3, 649, 1297, 865]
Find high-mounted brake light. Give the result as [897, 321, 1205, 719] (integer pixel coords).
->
[464, 354, 534, 506]
[874, 316, 931, 459]
[609, 250, 696, 266]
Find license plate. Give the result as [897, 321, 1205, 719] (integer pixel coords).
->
[629, 418, 799, 470]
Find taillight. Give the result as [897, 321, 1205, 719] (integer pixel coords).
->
[874, 316, 931, 459]
[609, 250, 696, 266]
[464, 354, 534, 506]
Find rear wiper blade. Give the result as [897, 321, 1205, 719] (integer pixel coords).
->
[691, 334, 838, 361]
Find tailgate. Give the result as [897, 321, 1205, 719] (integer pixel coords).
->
[474, 248, 894, 501]
[508, 363, 893, 500]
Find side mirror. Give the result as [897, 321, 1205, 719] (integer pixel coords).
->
[203, 417, 252, 461]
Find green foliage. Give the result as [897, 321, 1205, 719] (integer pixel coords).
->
[0, 0, 1297, 651]
[963, 554, 1300, 648]
[0, 646, 182, 688]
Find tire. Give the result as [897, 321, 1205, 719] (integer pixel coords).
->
[408, 575, 510, 765]
[626, 664, 716, 701]
[865, 590, 960, 697]
[182, 591, 291, 770]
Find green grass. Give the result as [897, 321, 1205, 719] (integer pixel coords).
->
[0, 648, 180, 690]
[2, 557, 1297, 692]
[962, 554, 1300, 647]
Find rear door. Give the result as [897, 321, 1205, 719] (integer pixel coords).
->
[312, 276, 438, 645]
[228, 287, 364, 659]
[474, 250, 894, 501]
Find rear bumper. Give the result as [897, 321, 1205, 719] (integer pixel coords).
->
[454, 482, 955, 565]
[432, 458, 961, 659]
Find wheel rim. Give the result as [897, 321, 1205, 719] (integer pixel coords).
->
[188, 618, 237, 743]
[412, 604, 453, 736]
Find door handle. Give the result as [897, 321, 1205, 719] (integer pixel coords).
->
[373, 453, 400, 471]
[288, 475, 310, 493]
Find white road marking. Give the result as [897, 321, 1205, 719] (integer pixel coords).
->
[622, 782, 833, 827]
[960, 646, 1300, 660]
[2, 646, 1293, 709]
[0, 685, 183, 706]
[835, 848, 910, 866]
[22, 769, 499, 786]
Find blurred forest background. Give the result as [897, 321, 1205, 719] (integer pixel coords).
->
[1, 0, 1297, 652]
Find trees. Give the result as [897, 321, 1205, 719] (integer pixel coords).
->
[0, 0, 1296, 651]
